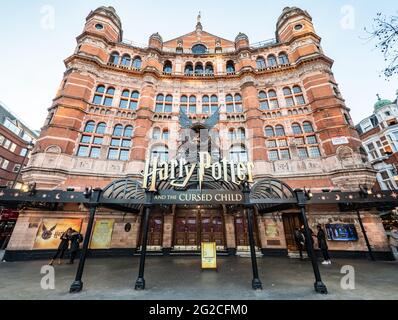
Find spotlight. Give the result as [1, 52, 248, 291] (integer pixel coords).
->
[83, 187, 92, 199]
[66, 187, 75, 192]
[27, 182, 37, 196]
[359, 184, 372, 197]
[304, 187, 313, 200]
[322, 189, 331, 193]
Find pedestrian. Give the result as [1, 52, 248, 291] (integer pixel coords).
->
[317, 224, 331, 265]
[300, 225, 315, 250]
[294, 227, 305, 260]
[49, 228, 72, 266]
[67, 229, 83, 265]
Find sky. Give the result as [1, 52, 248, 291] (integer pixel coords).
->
[0, 0, 397, 130]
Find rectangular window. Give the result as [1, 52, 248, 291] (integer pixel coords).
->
[202, 106, 209, 114]
[129, 101, 138, 110]
[295, 137, 305, 145]
[278, 140, 287, 147]
[3, 140, 11, 149]
[93, 137, 103, 145]
[111, 139, 121, 147]
[155, 104, 163, 113]
[267, 140, 277, 148]
[90, 147, 101, 159]
[268, 150, 279, 161]
[119, 150, 129, 161]
[260, 101, 269, 110]
[9, 143, 16, 152]
[81, 135, 91, 143]
[77, 146, 89, 157]
[189, 106, 196, 114]
[298, 148, 309, 159]
[108, 149, 119, 160]
[280, 149, 291, 160]
[1, 159, 9, 170]
[122, 140, 131, 148]
[4, 119, 21, 135]
[306, 136, 317, 144]
[164, 104, 172, 113]
[103, 97, 113, 107]
[309, 146, 321, 158]
[0, 135, 4, 145]
[296, 95, 305, 105]
[285, 97, 295, 107]
[226, 105, 234, 113]
[235, 104, 243, 113]
[20, 148, 27, 157]
[119, 100, 128, 109]
[93, 95, 102, 105]
[270, 100, 279, 109]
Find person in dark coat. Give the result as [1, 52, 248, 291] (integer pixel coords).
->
[301, 225, 315, 249]
[67, 230, 83, 265]
[49, 228, 72, 266]
[317, 224, 331, 265]
[294, 228, 305, 260]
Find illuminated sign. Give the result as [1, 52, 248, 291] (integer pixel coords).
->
[142, 152, 254, 192]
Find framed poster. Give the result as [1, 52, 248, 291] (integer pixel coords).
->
[90, 219, 115, 249]
[326, 224, 359, 241]
[201, 242, 217, 270]
[34, 219, 82, 249]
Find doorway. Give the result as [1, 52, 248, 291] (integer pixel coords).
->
[282, 213, 302, 252]
[234, 211, 260, 250]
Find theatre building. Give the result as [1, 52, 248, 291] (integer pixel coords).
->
[4, 6, 393, 261]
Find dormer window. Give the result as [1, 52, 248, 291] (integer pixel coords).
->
[192, 44, 207, 54]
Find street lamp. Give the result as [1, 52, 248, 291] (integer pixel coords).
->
[11, 140, 34, 189]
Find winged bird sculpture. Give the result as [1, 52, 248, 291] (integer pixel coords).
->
[178, 107, 220, 129]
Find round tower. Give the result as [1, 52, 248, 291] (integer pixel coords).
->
[148, 32, 163, 51]
[276, 7, 316, 43]
[235, 32, 250, 51]
[83, 6, 122, 43]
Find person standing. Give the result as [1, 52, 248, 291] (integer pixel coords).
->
[49, 228, 72, 266]
[294, 227, 305, 260]
[67, 229, 83, 265]
[317, 224, 331, 265]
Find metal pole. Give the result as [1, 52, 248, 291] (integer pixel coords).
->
[70, 188, 101, 293]
[296, 190, 328, 294]
[356, 210, 375, 261]
[246, 208, 263, 290]
[135, 206, 151, 290]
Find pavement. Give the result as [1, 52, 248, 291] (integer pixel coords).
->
[0, 256, 397, 300]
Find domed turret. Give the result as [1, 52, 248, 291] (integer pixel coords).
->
[235, 32, 249, 51]
[276, 6, 315, 43]
[374, 94, 393, 111]
[149, 32, 163, 51]
[84, 6, 122, 42]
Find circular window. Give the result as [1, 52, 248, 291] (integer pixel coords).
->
[95, 23, 104, 30]
[124, 223, 132, 232]
[294, 24, 303, 31]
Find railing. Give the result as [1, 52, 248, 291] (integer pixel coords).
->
[250, 38, 277, 49]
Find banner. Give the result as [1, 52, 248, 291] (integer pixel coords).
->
[90, 219, 115, 249]
[34, 219, 82, 249]
[201, 242, 217, 270]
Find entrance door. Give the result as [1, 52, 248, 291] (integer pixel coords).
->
[282, 213, 302, 251]
[147, 215, 163, 247]
[235, 212, 260, 248]
[174, 212, 198, 247]
[200, 211, 224, 246]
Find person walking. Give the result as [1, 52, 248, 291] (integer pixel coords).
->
[294, 227, 305, 260]
[67, 229, 83, 265]
[49, 228, 72, 266]
[317, 224, 331, 265]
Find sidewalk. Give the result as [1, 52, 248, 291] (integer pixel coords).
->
[0, 256, 397, 300]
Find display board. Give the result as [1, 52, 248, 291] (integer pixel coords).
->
[90, 219, 115, 249]
[326, 224, 359, 241]
[201, 242, 217, 270]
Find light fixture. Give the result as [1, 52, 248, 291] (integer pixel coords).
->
[66, 187, 75, 192]
[304, 187, 313, 199]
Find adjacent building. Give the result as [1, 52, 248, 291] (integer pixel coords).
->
[356, 93, 398, 191]
[5, 6, 392, 260]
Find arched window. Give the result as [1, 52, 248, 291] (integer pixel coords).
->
[303, 122, 314, 133]
[195, 63, 204, 75]
[226, 94, 243, 113]
[124, 126, 133, 137]
[278, 53, 289, 65]
[267, 55, 277, 67]
[92, 85, 106, 105]
[265, 126, 274, 137]
[283, 87, 295, 107]
[150, 145, 169, 162]
[226, 61, 235, 74]
[268, 90, 279, 109]
[162, 129, 169, 140]
[228, 128, 235, 141]
[163, 61, 172, 74]
[84, 121, 95, 133]
[119, 90, 140, 110]
[210, 95, 218, 114]
[275, 125, 285, 137]
[292, 123, 303, 135]
[78, 121, 105, 158]
[237, 128, 245, 140]
[121, 54, 131, 67]
[96, 122, 106, 134]
[205, 63, 214, 75]
[229, 144, 248, 162]
[155, 94, 173, 113]
[184, 63, 193, 75]
[189, 96, 197, 114]
[109, 52, 119, 65]
[202, 95, 210, 114]
[192, 44, 207, 54]
[152, 127, 161, 140]
[293, 86, 305, 105]
[258, 91, 269, 110]
[132, 56, 142, 69]
[256, 57, 266, 70]
[180, 95, 188, 113]
[113, 124, 123, 137]
[97, 87, 115, 107]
